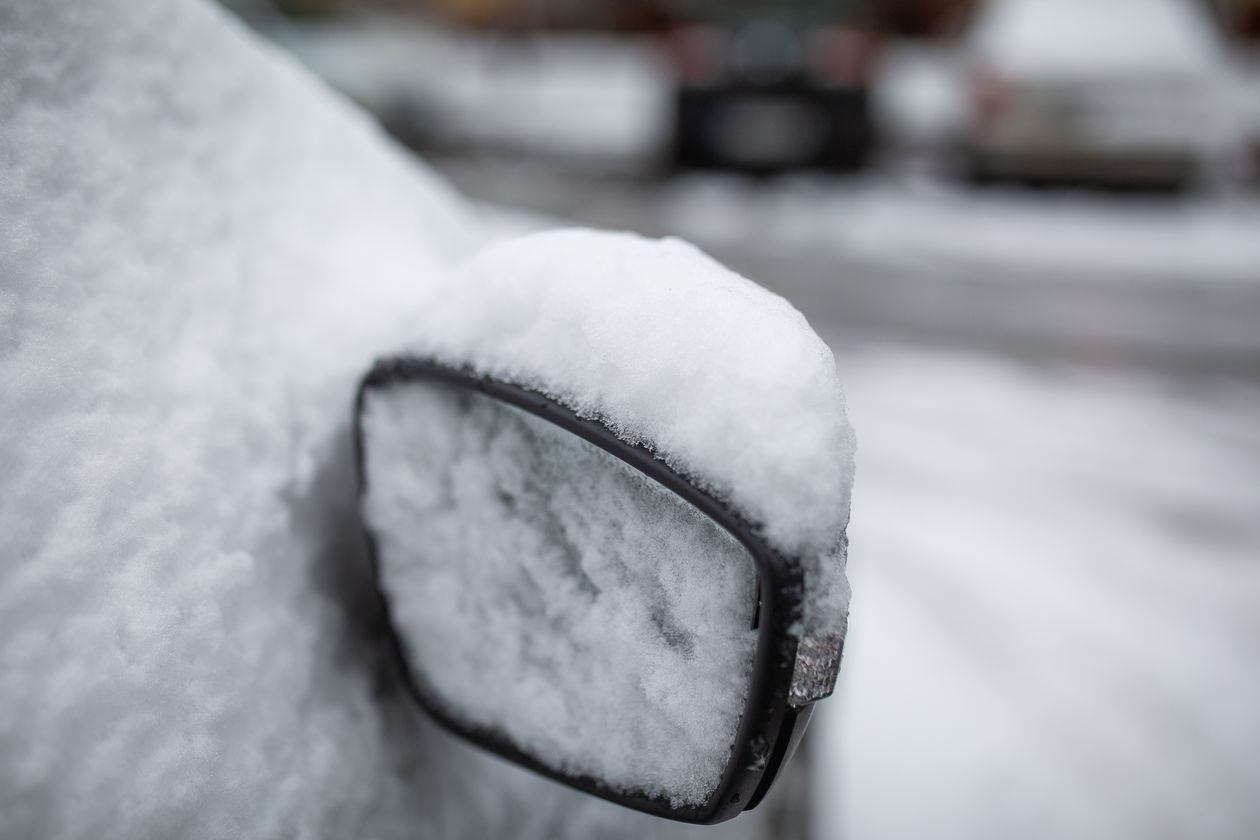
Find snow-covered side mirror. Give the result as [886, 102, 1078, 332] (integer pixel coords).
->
[352, 229, 855, 824]
[356, 358, 836, 822]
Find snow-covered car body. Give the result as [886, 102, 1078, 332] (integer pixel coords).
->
[0, 0, 853, 836]
[962, 0, 1236, 187]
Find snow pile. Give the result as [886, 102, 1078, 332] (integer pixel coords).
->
[404, 228, 857, 637]
[362, 383, 758, 806]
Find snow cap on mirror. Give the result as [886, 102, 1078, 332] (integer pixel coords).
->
[408, 228, 856, 632]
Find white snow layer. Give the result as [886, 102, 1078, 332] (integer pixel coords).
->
[362, 384, 758, 806]
[0, 0, 847, 835]
[405, 228, 856, 637]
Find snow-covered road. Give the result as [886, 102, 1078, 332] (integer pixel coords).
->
[816, 345, 1260, 840]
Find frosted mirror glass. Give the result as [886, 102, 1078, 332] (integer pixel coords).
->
[359, 381, 759, 808]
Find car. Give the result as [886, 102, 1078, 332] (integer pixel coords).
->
[0, 0, 854, 837]
[959, 0, 1240, 188]
[667, 0, 880, 172]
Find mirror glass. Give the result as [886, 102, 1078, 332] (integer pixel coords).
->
[359, 380, 759, 808]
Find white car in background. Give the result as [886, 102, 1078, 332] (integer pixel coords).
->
[960, 0, 1243, 188]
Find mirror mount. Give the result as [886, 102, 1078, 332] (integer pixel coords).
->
[353, 356, 840, 824]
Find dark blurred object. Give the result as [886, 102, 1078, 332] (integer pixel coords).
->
[876, 0, 977, 37]
[1207, 0, 1260, 40]
[412, 0, 671, 31]
[667, 1, 880, 172]
[421, 0, 517, 27]
[958, 0, 1241, 190]
[273, 0, 357, 15]
[1212, 1, 1260, 177]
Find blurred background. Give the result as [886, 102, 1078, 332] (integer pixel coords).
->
[220, 0, 1260, 838]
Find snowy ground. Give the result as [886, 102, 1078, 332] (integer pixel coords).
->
[814, 345, 1260, 840]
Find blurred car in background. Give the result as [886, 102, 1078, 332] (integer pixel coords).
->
[960, 0, 1241, 189]
[667, 0, 880, 172]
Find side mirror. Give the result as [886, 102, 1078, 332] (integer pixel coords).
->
[353, 230, 854, 824]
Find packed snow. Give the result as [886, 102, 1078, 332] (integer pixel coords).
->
[362, 382, 758, 806]
[402, 228, 856, 639]
[0, 0, 847, 836]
